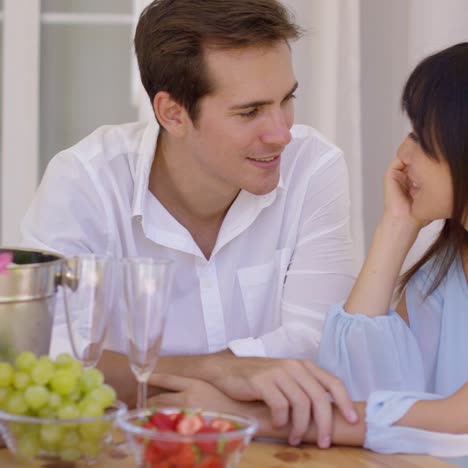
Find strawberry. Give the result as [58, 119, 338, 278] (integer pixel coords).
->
[165, 442, 197, 467]
[150, 411, 176, 430]
[224, 438, 243, 454]
[151, 438, 183, 456]
[210, 418, 236, 432]
[196, 426, 219, 455]
[169, 411, 184, 425]
[150, 460, 171, 468]
[142, 420, 155, 430]
[176, 413, 205, 435]
[198, 454, 224, 468]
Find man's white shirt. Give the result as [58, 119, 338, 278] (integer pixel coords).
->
[21, 120, 356, 360]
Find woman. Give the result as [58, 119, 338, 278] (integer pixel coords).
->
[150, 42, 468, 455]
[317, 41, 468, 455]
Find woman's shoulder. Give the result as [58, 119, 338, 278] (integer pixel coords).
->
[406, 258, 445, 311]
[407, 255, 465, 310]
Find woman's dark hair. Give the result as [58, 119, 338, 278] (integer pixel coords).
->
[134, 0, 301, 125]
[399, 42, 468, 296]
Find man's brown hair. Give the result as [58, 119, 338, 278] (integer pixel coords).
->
[134, 0, 301, 124]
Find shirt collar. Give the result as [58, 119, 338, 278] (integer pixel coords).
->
[131, 119, 160, 218]
[131, 119, 286, 218]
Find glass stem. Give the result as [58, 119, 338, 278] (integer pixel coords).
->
[137, 380, 148, 409]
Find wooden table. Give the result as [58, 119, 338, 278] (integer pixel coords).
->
[0, 441, 457, 467]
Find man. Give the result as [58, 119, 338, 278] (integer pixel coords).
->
[21, 0, 358, 446]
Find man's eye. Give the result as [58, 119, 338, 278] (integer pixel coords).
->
[239, 108, 259, 118]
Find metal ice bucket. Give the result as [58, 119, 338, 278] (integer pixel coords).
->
[0, 247, 65, 364]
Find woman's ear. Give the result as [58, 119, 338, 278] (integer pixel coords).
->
[153, 91, 190, 137]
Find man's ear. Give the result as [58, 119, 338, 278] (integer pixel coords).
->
[153, 91, 190, 136]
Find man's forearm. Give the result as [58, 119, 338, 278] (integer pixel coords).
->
[98, 350, 165, 407]
[98, 349, 233, 407]
[154, 349, 233, 383]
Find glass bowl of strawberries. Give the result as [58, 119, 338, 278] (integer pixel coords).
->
[117, 407, 258, 468]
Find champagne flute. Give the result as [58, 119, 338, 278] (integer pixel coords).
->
[121, 257, 173, 409]
[62, 255, 114, 368]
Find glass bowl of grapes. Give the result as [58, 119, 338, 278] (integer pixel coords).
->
[118, 407, 258, 468]
[0, 352, 126, 466]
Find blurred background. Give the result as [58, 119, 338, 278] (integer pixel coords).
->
[0, 0, 467, 266]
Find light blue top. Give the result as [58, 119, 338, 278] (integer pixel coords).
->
[319, 257, 468, 455]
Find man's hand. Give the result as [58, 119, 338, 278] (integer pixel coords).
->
[205, 355, 358, 447]
[148, 352, 358, 446]
[148, 374, 293, 441]
[148, 373, 247, 416]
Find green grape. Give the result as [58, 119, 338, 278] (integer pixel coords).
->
[13, 371, 31, 390]
[54, 352, 74, 368]
[60, 429, 80, 448]
[79, 400, 104, 418]
[58, 403, 80, 420]
[79, 438, 101, 458]
[68, 388, 82, 402]
[23, 422, 40, 436]
[5, 391, 28, 415]
[60, 447, 81, 462]
[0, 353, 117, 464]
[48, 392, 62, 409]
[100, 384, 116, 406]
[40, 439, 59, 455]
[40, 423, 64, 445]
[30, 358, 55, 385]
[79, 368, 104, 394]
[24, 385, 49, 411]
[0, 387, 11, 409]
[38, 407, 56, 418]
[15, 352, 37, 374]
[16, 431, 40, 458]
[79, 420, 106, 440]
[87, 384, 116, 409]
[68, 360, 84, 377]
[49, 369, 78, 396]
[0, 362, 14, 387]
[9, 421, 24, 437]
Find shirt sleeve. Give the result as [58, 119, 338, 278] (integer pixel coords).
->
[318, 304, 426, 400]
[364, 390, 468, 456]
[20, 151, 110, 358]
[21, 151, 110, 255]
[229, 151, 357, 359]
[318, 260, 443, 400]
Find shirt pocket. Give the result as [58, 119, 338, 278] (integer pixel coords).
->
[237, 248, 292, 336]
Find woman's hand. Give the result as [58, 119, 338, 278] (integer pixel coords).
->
[384, 157, 423, 230]
[344, 139, 425, 318]
[384, 157, 413, 219]
[383, 138, 427, 232]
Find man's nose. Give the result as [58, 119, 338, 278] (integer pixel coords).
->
[260, 112, 292, 146]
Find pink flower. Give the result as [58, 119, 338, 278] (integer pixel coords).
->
[0, 252, 13, 275]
